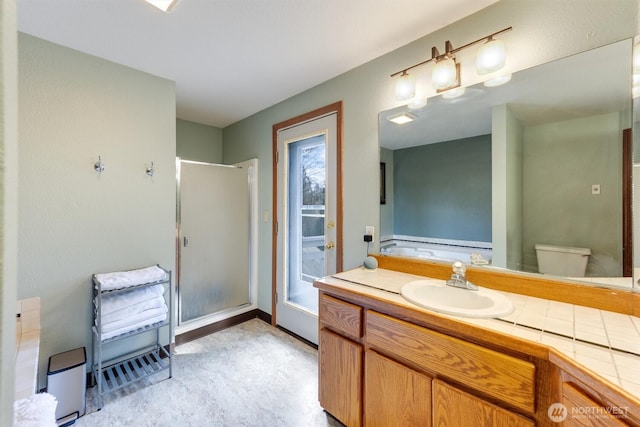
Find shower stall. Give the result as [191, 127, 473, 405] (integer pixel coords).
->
[175, 158, 258, 334]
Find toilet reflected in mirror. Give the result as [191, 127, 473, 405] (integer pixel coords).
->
[534, 244, 591, 277]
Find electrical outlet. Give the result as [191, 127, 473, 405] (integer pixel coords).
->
[365, 226, 375, 243]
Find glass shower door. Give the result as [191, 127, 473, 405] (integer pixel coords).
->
[177, 159, 252, 326]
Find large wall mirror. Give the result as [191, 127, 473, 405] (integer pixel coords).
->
[379, 37, 637, 291]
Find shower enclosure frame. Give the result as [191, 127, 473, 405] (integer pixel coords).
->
[175, 158, 258, 335]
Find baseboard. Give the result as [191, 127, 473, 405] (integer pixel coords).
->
[276, 326, 318, 350]
[175, 309, 271, 346]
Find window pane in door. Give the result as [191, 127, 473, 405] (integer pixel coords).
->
[287, 135, 326, 313]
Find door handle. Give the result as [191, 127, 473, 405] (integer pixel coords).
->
[183, 236, 189, 247]
[325, 241, 335, 250]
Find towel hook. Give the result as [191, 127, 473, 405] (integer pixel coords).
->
[94, 155, 105, 174]
[146, 161, 155, 177]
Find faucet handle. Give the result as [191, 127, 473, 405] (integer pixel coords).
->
[452, 261, 466, 276]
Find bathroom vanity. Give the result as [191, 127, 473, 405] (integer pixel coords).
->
[314, 256, 640, 426]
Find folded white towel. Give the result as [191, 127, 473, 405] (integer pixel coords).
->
[97, 284, 164, 315]
[94, 265, 167, 291]
[99, 304, 168, 333]
[100, 311, 168, 341]
[100, 295, 166, 325]
[13, 392, 58, 427]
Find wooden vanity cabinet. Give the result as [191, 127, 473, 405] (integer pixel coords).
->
[316, 283, 640, 427]
[318, 293, 364, 426]
[432, 379, 535, 427]
[365, 309, 536, 426]
[366, 310, 536, 415]
[318, 290, 538, 426]
[561, 382, 630, 426]
[364, 350, 432, 426]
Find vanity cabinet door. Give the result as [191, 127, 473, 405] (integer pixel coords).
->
[562, 382, 630, 426]
[366, 310, 536, 414]
[432, 379, 535, 427]
[319, 328, 363, 427]
[364, 350, 432, 427]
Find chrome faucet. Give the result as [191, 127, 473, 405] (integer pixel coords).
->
[446, 261, 478, 291]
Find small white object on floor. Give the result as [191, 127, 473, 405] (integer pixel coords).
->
[14, 392, 58, 427]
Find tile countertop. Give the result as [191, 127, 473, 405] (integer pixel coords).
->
[329, 268, 640, 398]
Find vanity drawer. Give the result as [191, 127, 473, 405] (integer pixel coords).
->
[319, 293, 362, 340]
[366, 310, 536, 415]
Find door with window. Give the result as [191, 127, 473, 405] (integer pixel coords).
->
[273, 103, 342, 344]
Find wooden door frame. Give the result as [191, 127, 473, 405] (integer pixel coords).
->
[271, 101, 343, 326]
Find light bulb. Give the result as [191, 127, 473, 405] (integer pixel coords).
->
[432, 58, 457, 90]
[394, 72, 415, 101]
[476, 38, 506, 75]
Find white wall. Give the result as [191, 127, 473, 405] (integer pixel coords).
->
[18, 33, 176, 388]
[1, 0, 18, 423]
[223, 0, 640, 314]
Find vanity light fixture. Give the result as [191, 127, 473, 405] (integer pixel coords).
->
[388, 112, 416, 125]
[394, 71, 416, 101]
[476, 37, 506, 75]
[431, 42, 460, 91]
[144, 0, 180, 12]
[391, 27, 512, 99]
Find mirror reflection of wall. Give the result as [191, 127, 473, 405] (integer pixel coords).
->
[389, 135, 491, 242]
[379, 38, 633, 288]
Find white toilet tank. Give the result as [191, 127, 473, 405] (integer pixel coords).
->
[535, 244, 591, 277]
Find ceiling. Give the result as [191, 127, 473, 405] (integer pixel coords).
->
[16, 0, 499, 128]
[380, 38, 632, 150]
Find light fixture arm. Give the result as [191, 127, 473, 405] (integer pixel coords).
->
[390, 26, 512, 78]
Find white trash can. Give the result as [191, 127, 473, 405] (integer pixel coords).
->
[47, 347, 86, 426]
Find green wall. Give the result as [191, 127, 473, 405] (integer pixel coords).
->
[522, 112, 624, 276]
[1, 0, 17, 422]
[17, 33, 176, 388]
[379, 147, 394, 238]
[176, 118, 223, 163]
[392, 135, 492, 242]
[492, 104, 524, 270]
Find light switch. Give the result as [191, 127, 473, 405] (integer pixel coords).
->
[591, 184, 601, 195]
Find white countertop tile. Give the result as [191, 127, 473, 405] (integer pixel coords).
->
[325, 268, 640, 399]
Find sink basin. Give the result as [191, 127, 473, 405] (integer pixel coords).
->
[400, 279, 513, 318]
